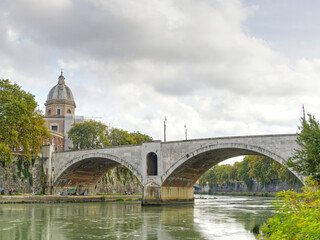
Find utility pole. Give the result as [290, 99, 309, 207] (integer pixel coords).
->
[302, 104, 306, 120]
[164, 117, 167, 142]
[184, 124, 187, 140]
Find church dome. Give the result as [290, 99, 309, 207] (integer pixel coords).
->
[47, 72, 76, 105]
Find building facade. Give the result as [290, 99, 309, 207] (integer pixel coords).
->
[44, 72, 83, 151]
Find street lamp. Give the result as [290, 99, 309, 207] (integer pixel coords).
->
[184, 124, 187, 140]
[164, 117, 167, 142]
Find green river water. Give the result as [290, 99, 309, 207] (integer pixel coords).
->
[0, 195, 274, 240]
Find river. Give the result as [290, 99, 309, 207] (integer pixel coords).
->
[0, 195, 274, 239]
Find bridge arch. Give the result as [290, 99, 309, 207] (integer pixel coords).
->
[161, 143, 304, 187]
[54, 152, 143, 187]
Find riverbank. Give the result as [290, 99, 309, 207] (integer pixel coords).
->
[0, 194, 141, 204]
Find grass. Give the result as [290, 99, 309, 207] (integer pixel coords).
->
[35, 193, 46, 196]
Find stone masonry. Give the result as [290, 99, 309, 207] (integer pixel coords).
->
[41, 133, 303, 204]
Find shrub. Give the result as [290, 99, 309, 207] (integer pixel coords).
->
[259, 178, 320, 239]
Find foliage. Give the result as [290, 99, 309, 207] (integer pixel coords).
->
[107, 128, 137, 146]
[259, 178, 320, 239]
[107, 129, 153, 146]
[200, 167, 217, 187]
[287, 114, 320, 182]
[130, 131, 153, 144]
[68, 120, 111, 150]
[103, 166, 138, 186]
[238, 157, 253, 189]
[16, 155, 34, 185]
[68, 121, 153, 149]
[0, 79, 51, 167]
[199, 155, 300, 189]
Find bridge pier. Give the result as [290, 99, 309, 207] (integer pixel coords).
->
[142, 185, 194, 205]
[41, 145, 54, 195]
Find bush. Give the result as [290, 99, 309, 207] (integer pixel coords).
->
[259, 178, 320, 239]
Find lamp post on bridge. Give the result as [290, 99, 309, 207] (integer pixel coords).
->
[164, 117, 167, 142]
[184, 124, 187, 140]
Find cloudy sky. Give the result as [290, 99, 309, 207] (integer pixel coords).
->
[1, 0, 320, 153]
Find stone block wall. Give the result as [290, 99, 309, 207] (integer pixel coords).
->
[95, 169, 142, 194]
[0, 158, 45, 194]
[0, 157, 142, 195]
[200, 180, 303, 194]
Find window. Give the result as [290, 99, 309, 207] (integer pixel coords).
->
[147, 152, 158, 176]
[51, 125, 58, 131]
[57, 109, 61, 115]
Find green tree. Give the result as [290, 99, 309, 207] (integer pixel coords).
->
[0, 79, 50, 167]
[130, 131, 153, 144]
[107, 128, 137, 146]
[237, 157, 253, 189]
[251, 156, 277, 186]
[68, 120, 111, 150]
[287, 114, 320, 182]
[106, 129, 153, 146]
[199, 167, 217, 188]
[260, 178, 320, 239]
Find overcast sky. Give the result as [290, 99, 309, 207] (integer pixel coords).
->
[1, 0, 320, 164]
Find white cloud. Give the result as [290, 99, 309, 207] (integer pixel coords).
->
[0, 0, 320, 143]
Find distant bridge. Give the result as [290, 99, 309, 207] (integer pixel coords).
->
[41, 134, 302, 204]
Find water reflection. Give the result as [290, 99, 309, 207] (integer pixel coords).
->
[0, 195, 274, 240]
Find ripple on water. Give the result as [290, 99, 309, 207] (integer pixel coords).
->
[0, 197, 273, 240]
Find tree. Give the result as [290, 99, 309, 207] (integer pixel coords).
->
[130, 131, 153, 144]
[287, 114, 320, 182]
[107, 128, 137, 146]
[0, 79, 51, 166]
[68, 120, 111, 150]
[199, 167, 217, 188]
[237, 157, 253, 189]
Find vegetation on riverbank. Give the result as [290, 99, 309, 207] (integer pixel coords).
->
[199, 155, 301, 191]
[286, 114, 320, 182]
[259, 178, 320, 239]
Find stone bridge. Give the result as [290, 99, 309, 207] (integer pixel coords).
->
[41, 134, 302, 204]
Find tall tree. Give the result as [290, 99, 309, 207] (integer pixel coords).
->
[130, 131, 153, 144]
[107, 128, 136, 146]
[287, 114, 320, 182]
[68, 120, 111, 150]
[0, 79, 51, 166]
